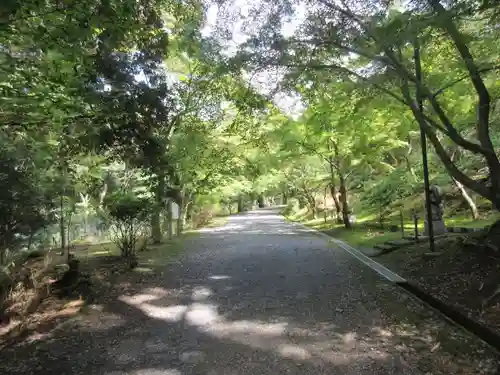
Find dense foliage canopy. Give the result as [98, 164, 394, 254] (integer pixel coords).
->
[1, 0, 499, 262]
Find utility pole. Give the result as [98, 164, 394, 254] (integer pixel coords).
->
[414, 38, 435, 252]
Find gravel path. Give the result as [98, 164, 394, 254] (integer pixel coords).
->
[1, 208, 499, 374]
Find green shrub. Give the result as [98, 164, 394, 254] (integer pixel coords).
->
[104, 191, 151, 259]
[191, 207, 214, 229]
[282, 198, 299, 217]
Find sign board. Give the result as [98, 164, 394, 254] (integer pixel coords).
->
[171, 201, 180, 219]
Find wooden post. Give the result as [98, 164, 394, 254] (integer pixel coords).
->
[379, 200, 383, 229]
[400, 210, 404, 239]
[412, 209, 419, 243]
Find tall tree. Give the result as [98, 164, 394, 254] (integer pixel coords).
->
[222, 0, 500, 210]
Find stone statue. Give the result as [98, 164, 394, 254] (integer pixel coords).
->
[429, 185, 444, 220]
[424, 184, 447, 236]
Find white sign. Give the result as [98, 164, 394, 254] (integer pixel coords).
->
[171, 201, 180, 219]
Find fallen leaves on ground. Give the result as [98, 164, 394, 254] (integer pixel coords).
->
[378, 233, 500, 337]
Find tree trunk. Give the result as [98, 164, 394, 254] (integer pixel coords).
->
[161, 209, 168, 236]
[305, 195, 316, 218]
[258, 193, 265, 208]
[182, 192, 194, 227]
[323, 186, 328, 223]
[237, 195, 244, 213]
[404, 156, 418, 182]
[99, 182, 108, 210]
[65, 211, 73, 263]
[339, 176, 351, 229]
[328, 158, 343, 224]
[308, 197, 317, 219]
[59, 194, 66, 253]
[179, 209, 188, 235]
[83, 213, 88, 235]
[453, 178, 479, 219]
[301, 183, 316, 218]
[166, 199, 173, 240]
[27, 230, 35, 251]
[151, 212, 158, 242]
[329, 184, 342, 224]
[281, 189, 288, 205]
[177, 193, 193, 236]
[1, 236, 6, 265]
[176, 193, 186, 237]
[176, 213, 182, 236]
[151, 173, 165, 244]
[298, 196, 306, 209]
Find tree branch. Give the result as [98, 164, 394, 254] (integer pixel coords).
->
[306, 59, 486, 157]
[429, 0, 498, 163]
[293, 139, 332, 165]
[423, 123, 490, 198]
[278, 0, 486, 158]
[396, 44, 491, 156]
[400, 78, 490, 197]
[432, 64, 500, 98]
[275, 61, 412, 106]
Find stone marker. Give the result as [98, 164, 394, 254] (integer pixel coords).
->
[424, 184, 447, 236]
[348, 213, 356, 224]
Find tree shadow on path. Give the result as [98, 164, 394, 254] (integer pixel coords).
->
[1, 209, 499, 375]
[0, 263, 497, 375]
[0, 273, 412, 375]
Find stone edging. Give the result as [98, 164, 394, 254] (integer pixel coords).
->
[289, 219, 500, 353]
[446, 225, 490, 233]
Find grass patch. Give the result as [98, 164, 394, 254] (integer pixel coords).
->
[357, 211, 499, 231]
[71, 213, 229, 268]
[288, 208, 499, 249]
[71, 242, 118, 259]
[132, 213, 229, 267]
[444, 214, 499, 228]
[304, 219, 405, 248]
[71, 232, 200, 267]
[137, 233, 200, 268]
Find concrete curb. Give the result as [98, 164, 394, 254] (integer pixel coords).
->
[446, 226, 489, 233]
[290, 219, 500, 353]
[291, 222, 406, 283]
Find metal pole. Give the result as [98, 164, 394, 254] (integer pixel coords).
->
[414, 38, 435, 252]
